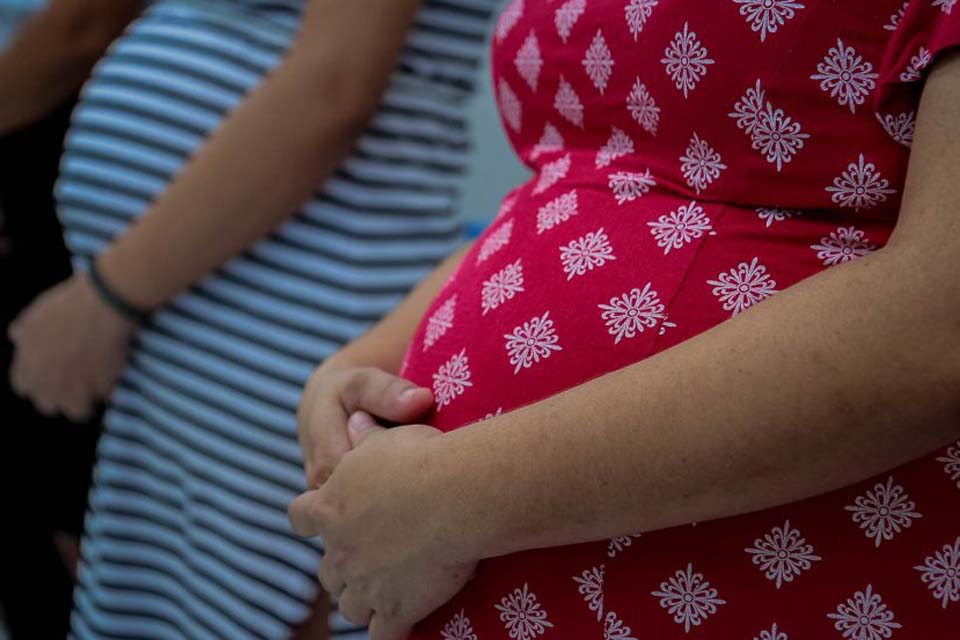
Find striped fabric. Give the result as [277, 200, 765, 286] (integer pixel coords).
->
[58, 1, 501, 638]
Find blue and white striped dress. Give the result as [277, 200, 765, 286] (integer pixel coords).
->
[57, 1, 500, 637]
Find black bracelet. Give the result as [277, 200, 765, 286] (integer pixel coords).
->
[87, 259, 151, 325]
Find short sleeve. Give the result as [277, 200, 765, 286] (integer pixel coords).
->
[876, 0, 960, 109]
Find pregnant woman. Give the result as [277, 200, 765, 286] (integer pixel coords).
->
[7, 0, 499, 637]
[292, 0, 960, 638]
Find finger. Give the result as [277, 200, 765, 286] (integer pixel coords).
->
[317, 557, 346, 599]
[342, 369, 434, 424]
[32, 395, 60, 418]
[347, 411, 388, 448]
[287, 490, 328, 538]
[306, 404, 353, 489]
[61, 396, 94, 423]
[337, 587, 373, 627]
[369, 614, 413, 640]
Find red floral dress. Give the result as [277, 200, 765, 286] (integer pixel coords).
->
[399, 1, 960, 638]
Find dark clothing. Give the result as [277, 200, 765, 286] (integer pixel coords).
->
[0, 101, 101, 640]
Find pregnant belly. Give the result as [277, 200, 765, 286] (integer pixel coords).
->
[400, 187, 959, 638]
[400, 184, 894, 434]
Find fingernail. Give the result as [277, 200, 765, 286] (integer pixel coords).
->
[348, 411, 371, 433]
[400, 387, 422, 401]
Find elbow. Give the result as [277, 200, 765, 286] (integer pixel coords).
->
[296, 52, 391, 141]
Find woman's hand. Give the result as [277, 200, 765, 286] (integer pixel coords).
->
[289, 414, 476, 640]
[297, 364, 434, 487]
[8, 272, 135, 421]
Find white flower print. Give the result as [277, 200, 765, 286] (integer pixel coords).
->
[504, 312, 562, 374]
[756, 207, 799, 227]
[648, 200, 713, 254]
[555, 76, 585, 128]
[658, 317, 677, 336]
[423, 295, 457, 351]
[935, 0, 958, 14]
[625, 0, 659, 41]
[936, 442, 960, 489]
[481, 258, 525, 315]
[827, 585, 902, 640]
[596, 127, 635, 169]
[609, 170, 657, 205]
[477, 219, 514, 264]
[555, 0, 586, 44]
[560, 227, 617, 280]
[884, 1, 909, 31]
[599, 283, 666, 344]
[531, 122, 565, 159]
[875, 111, 915, 148]
[627, 78, 661, 135]
[584, 30, 615, 94]
[482, 407, 503, 421]
[900, 46, 932, 82]
[652, 563, 726, 633]
[607, 534, 642, 558]
[661, 22, 714, 98]
[680, 133, 727, 193]
[733, 0, 804, 41]
[826, 154, 896, 211]
[495, 583, 554, 640]
[845, 476, 922, 547]
[753, 623, 790, 640]
[810, 39, 878, 113]
[494, 192, 518, 223]
[441, 609, 478, 640]
[572, 565, 605, 621]
[751, 102, 809, 171]
[515, 31, 543, 92]
[537, 190, 579, 234]
[534, 153, 572, 195]
[730, 79, 767, 135]
[496, 0, 523, 42]
[754, 623, 788, 640]
[708, 257, 779, 316]
[604, 611, 638, 640]
[499, 78, 522, 133]
[915, 537, 960, 609]
[744, 520, 822, 589]
[810, 226, 877, 266]
[433, 348, 472, 410]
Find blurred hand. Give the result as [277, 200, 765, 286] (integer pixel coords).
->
[8, 272, 135, 421]
[290, 413, 475, 640]
[297, 363, 434, 488]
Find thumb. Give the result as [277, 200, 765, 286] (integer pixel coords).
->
[347, 411, 388, 449]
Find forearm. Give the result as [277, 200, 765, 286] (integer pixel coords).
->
[98, 55, 368, 309]
[323, 243, 472, 375]
[97, 0, 422, 309]
[443, 244, 960, 560]
[0, 1, 138, 134]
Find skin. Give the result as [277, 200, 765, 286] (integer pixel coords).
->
[0, 0, 142, 135]
[9, 0, 423, 418]
[8, 0, 424, 637]
[289, 53, 960, 639]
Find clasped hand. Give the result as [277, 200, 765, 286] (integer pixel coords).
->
[291, 365, 476, 640]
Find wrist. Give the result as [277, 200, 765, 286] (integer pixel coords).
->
[76, 270, 139, 336]
[85, 257, 151, 325]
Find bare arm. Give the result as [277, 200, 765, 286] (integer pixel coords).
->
[440, 54, 960, 560]
[0, 0, 140, 134]
[96, 0, 423, 308]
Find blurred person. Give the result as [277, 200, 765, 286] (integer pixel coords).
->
[290, 1, 960, 638]
[6, 0, 500, 638]
[0, 2, 140, 638]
